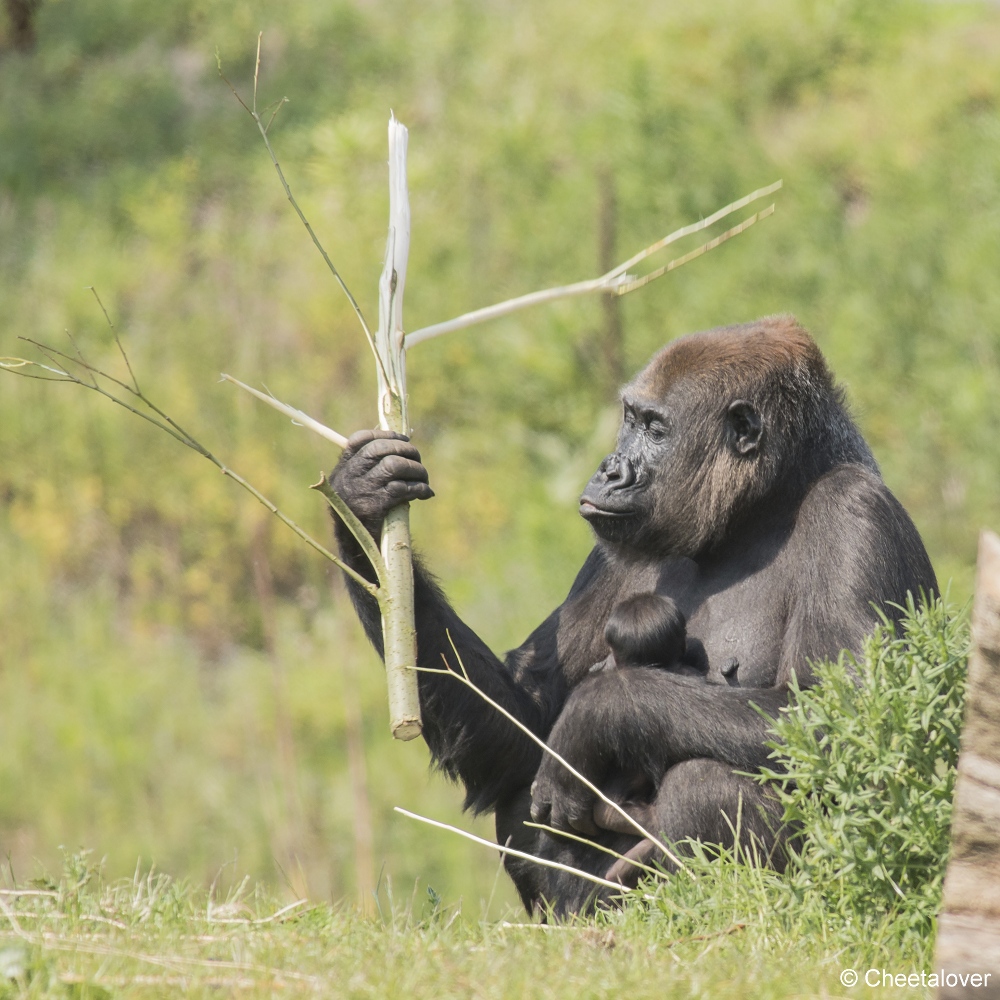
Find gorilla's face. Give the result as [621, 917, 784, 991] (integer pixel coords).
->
[580, 364, 763, 558]
[579, 390, 676, 547]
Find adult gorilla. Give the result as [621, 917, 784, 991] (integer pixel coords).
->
[329, 315, 936, 915]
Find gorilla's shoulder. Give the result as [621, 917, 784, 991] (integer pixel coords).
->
[792, 463, 936, 597]
[797, 463, 902, 529]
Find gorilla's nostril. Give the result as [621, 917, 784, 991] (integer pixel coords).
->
[617, 457, 636, 489]
[601, 454, 625, 482]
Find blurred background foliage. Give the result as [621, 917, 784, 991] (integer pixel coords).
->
[0, 0, 998, 913]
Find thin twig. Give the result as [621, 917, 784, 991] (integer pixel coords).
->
[60, 975, 264, 990]
[0, 893, 28, 938]
[264, 97, 288, 135]
[253, 32, 262, 114]
[422, 640, 691, 875]
[613, 206, 775, 294]
[523, 821, 667, 882]
[393, 807, 625, 893]
[2, 353, 378, 597]
[0, 357, 75, 380]
[672, 922, 747, 945]
[46, 937, 320, 986]
[498, 921, 574, 931]
[216, 43, 388, 388]
[606, 180, 782, 280]
[61, 306, 379, 590]
[220, 374, 348, 449]
[207, 898, 311, 925]
[88, 287, 139, 392]
[405, 182, 781, 347]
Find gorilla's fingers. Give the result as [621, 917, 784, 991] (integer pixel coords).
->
[594, 801, 638, 835]
[356, 438, 423, 468]
[605, 839, 657, 888]
[594, 799, 655, 835]
[379, 454, 429, 483]
[385, 480, 435, 501]
[528, 794, 550, 825]
[546, 786, 597, 835]
[567, 811, 600, 837]
[344, 428, 409, 456]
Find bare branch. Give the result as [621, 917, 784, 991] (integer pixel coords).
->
[405, 274, 618, 347]
[2, 346, 379, 598]
[0, 357, 74, 380]
[606, 179, 782, 280]
[405, 181, 782, 347]
[220, 374, 348, 449]
[374, 115, 422, 742]
[613, 205, 775, 295]
[393, 807, 626, 893]
[216, 381, 388, 594]
[253, 32, 262, 115]
[88, 286, 139, 392]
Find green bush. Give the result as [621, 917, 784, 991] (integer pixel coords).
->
[761, 595, 969, 940]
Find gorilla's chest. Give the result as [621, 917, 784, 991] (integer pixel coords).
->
[556, 551, 788, 689]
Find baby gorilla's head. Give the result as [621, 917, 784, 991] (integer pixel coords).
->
[604, 593, 686, 669]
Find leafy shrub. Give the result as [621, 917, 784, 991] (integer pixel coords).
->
[760, 595, 969, 939]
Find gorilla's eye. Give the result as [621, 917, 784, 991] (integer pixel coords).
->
[637, 409, 667, 442]
[645, 420, 667, 442]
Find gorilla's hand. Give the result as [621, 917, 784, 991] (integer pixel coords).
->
[528, 683, 609, 836]
[329, 429, 434, 537]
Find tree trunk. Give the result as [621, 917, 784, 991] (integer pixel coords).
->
[4, 0, 40, 52]
[936, 530, 1000, 997]
[596, 169, 624, 396]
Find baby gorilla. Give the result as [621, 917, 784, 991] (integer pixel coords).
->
[589, 593, 731, 886]
[590, 593, 697, 676]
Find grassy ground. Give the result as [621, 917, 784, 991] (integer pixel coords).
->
[0, 859, 927, 1000]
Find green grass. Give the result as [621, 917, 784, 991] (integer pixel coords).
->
[0, 853, 926, 999]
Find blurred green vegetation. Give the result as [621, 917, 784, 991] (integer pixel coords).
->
[0, 0, 998, 913]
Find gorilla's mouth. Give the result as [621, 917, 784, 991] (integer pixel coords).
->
[579, 500, 634, 521]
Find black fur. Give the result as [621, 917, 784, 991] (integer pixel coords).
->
[600, 593, 687, 671]
[329, 316, 937, 915]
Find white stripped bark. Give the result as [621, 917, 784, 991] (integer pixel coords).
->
[219, 374, 348, 449]
[405, 181, 781, 347]
[375, 116, 422, 741]
[935, 530, 1000, 996]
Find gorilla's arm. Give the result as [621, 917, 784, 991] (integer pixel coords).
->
[529, 669, 786, 832]
[330, 430, 553, 812]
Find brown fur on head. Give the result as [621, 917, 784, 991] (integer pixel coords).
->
[581, 316, 877, 559]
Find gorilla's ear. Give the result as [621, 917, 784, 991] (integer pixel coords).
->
[726, 400, 762, 456]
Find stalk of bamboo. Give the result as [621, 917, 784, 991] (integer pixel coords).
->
[935, 530, 1000, 997]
